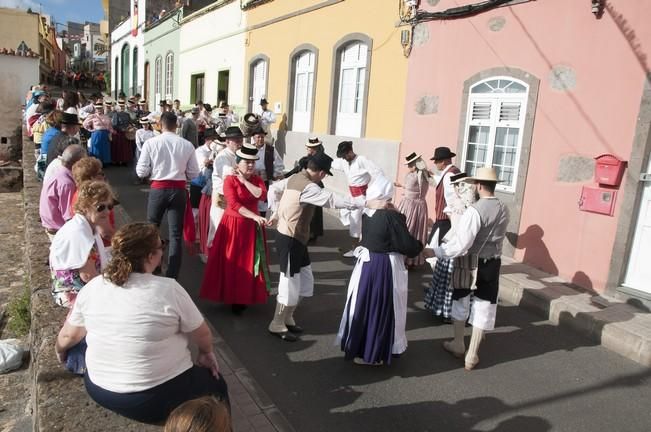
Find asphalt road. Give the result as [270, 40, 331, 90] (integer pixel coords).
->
[107, 165, 651, 432]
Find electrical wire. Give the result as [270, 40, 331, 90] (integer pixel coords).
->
[408, 0, 523, 24]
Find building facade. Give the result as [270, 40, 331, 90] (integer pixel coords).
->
[111, 0, 146, 98]
[400, 0, 651, 299]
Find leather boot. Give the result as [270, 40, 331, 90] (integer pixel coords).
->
[465, 326, 484, 370]
[283, 306, 303, 334]
[268, 302, 297, 342]
[442, 320, 466, 358]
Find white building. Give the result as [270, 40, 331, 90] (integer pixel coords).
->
[110, 0, 146, 98]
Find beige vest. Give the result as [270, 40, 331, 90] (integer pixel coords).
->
[277, 170, 316, 245]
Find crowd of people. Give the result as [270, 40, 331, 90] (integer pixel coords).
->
[26, 80, 510, 427]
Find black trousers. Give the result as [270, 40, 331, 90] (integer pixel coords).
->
[452, 257, 501, 304]
[147, 188, 186, 279]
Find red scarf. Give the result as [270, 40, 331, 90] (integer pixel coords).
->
[150, 180, 196, 254]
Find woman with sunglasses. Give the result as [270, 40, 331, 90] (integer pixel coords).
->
[55, 222, 229, 423]
[49, 180, 115, 308]
[200, 144, 271, 315]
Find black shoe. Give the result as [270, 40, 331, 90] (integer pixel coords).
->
[286, 324, 304, 334]
[231, 304, 247, 315]
[268, 330, 298, 342]
[441, 316, 452, 325]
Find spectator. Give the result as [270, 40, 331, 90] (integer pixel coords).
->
[164, 396, 231, 432]
[39, 143, 87, 241]
[46, 112, 82, 166]
[55, 222, 230, 423]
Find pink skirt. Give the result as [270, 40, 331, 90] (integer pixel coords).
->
[397, 197, 429, 266]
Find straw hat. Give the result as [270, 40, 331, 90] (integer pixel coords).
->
[236, 143, 259, 160]
[467, 167, 502, 183]
[306, 137, 322, 148]
[404, 152, 422, 165]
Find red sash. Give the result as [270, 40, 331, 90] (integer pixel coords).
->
[150, 180, 196, 254]
[349, 185, 368, 197]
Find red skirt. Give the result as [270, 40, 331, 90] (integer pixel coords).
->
[111, 131, 133, 164]
[199, 213, 269, 305]
[198, 193, 212, 256]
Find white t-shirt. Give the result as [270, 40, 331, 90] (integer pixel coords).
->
[67, 273, 204, 393]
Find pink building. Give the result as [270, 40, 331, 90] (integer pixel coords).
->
[400, 0, 651, 300]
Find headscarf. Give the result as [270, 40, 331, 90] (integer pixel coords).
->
[364, 174, 394, 216]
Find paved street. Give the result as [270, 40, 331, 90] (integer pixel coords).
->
[108, 166, 651, 432]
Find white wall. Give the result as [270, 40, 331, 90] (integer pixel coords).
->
[178, 2, 247, 110]
[110, 0, 146, 96]
[0, 55, 39, 138]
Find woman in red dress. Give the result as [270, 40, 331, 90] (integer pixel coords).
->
[200, 144, 271, 314]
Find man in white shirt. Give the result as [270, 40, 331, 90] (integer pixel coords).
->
[428, 146, 461, 246]
[211, 126, 244, 230]
[332, 140, 383, 257]
[136, 111, 200, 279]
[251, 127, 284, 215]
[258, 98, 276, 134]
[433, 167, 509, 371]
[213, 101, 239, 133]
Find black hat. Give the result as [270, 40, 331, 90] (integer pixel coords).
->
[236, 144, 259, 160]
[61, 112, 81, 125]
[204, 128, 218, 139]
[336, 140, 353, 158]
[223, 126, 244, 139]
[260, 98, 268, 105]
[251, 127, 266, 136]
[450, 172, 469, 184]
[430, 146, 456, 161]
[204, 103, 212, 112]
[309, 152, 334, 176]
[159, 100, 167, 106]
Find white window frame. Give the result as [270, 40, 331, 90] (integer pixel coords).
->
[251, 59, 267, 115]
[291, 50, 315, 133]
[165, 52, 174, 100]
[335, 41, 368, 138]
[154, 55, 162, 104]
[461, 77, 529, 193]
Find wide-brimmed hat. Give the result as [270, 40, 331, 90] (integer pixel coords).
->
[117, 99, 126, 106]
[306, 137, 322, 148]
[61, 112, 81, 125]
[236, 144, 259, 160]
[450, 172, 469, 184]
[260, 98, 269, 105]
[336, 140, 353, 158]
[250, 127, 266, 136]
[204, 103, 213, 112]
[467, 167, 503, 183]
[191, 106, 200, 114]
[138, 99, 147, 105]
[310, 152, 334, 176]
[204, 128, 218, 139]
[430, 146, 456, 161]
[104, 100, 114, 106]
[223, 126, 244, 139]
[404, 152, 422, 165]
[159, 100, 167, 106]
[93, 102, 104, 109]
[139, 116, 150, 125]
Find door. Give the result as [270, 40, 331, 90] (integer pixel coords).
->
[251, 60, 267, 114]
[218, 70, 230, 104]
[143, 62, 150, 109]
[624, 155, 651, 294]
[335, 42, 367, 138]
[291, 51, 315, 132]
[121, 44, 130, 95]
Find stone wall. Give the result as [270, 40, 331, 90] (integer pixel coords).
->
[21, 133, 161, 431]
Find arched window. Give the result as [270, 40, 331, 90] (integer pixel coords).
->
[114, 56, 119, 99]
[120, 44, 130, 95]
[165, 52, 174, 99]
[154, 55, 162, 104]
[332, 36, 372, 138]
[132, 46, 138, 96]
[289, 47, 317, 132]
[248, 56, 268, 113]
[462, 77, 529, 192]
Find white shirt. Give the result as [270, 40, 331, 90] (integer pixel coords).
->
[211, 147, 237, 195]
[331, 155, 383, 187]
[435, 205, 482, 259]
[67, 273, 204, 393]
[195, 143, 213, 178]
[435, 164, 458, 211]
[135, 128, 155, 152]
[254, 145, 285, 181]
[267, 178, 358, 212]
[259, 109, 276, 133]
[136, 131, 200, 181]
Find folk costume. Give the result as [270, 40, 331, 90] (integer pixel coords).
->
[252, 129, 284, 215]
[428, 147, 460, 245]
[267, 153, 358, 342]
[82, 104, 113, 165]
[110, 102, 134, 165]
[210, 127, 242, 240]
[434, 167, 509, 370]
[332, 141, 383, 242]
[199, 145, 270, 307]
[336, 176, 422, 365]
[396, 153, 430, 267]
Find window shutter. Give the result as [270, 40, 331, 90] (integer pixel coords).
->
[499, 102, 521, 121]
[471, 102, 491, 120]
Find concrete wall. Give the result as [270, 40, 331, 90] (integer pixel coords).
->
[0, 8, 39, 54]
[401, 0, 651, 293]
[178, 1, 247, 111]
[0, 55, 39, 150]
[144, 10, 181, 108]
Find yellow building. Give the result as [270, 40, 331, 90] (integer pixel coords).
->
[243, 0, 408, 179]
[0, 8, 39, 56]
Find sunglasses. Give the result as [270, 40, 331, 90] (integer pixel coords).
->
[95, 203, 114, 212]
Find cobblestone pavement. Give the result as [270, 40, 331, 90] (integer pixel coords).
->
[0, 192, 31, 432]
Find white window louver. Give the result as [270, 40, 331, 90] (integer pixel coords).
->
[499, 102, 521, 122]
[472, 102, 492, 120]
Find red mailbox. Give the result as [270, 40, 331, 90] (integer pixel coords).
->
[594, 154, 626, 187]
[579, 186, 617, 216]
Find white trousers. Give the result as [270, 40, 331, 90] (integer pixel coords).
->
[340, 207, 363, 239]
[277, 262, 314, 307]
[208, 205, 224, 248]
[451, 295, 498, 331]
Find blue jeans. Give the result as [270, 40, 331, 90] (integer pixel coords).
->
[147, 188, 186, 279]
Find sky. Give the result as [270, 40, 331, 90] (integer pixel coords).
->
[0, 0, 105, 30]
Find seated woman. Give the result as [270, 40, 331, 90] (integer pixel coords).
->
[49, 180, 115, 308]
[55, 222, 230, 424]
[70, 157, 116, 244]
[336, 175, 423, 366]
[164, 396, 231, 432]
